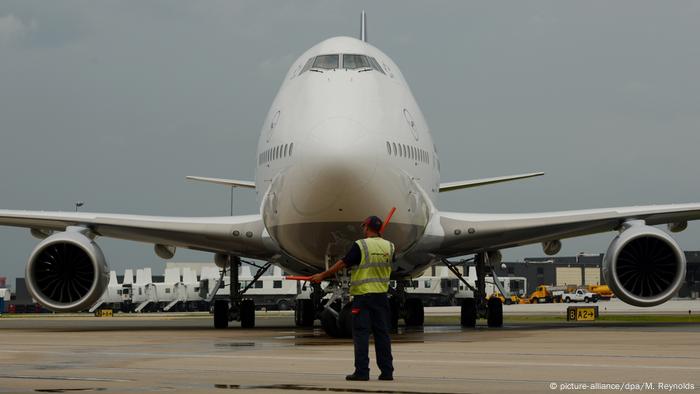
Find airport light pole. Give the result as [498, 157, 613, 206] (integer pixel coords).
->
[230, 186, 234, 216]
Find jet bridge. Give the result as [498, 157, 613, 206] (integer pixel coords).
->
[133, 268, 157, 312]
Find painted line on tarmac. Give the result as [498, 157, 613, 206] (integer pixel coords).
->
[1, 349, 699, 371]
[390, 349, 700, 360]
[0, 374, 131, 382]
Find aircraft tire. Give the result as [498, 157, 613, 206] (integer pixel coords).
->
[214, 300, 229, 329]
[460, 298, 477, 328]
[320, 308, 343, 338]
[240, 299, 255, 328]
[295, 299, 315, 327]
[389, 296, 400, 330]
[487, 297, 503, 328]
[404, 298, 424, 326]
[338, 303, 353, 338]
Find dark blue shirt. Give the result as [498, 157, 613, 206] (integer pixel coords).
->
[342, 243, 362, 268]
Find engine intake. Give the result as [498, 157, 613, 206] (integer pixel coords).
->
[25, 230, 109, 312]
[603, 222, 685, 307]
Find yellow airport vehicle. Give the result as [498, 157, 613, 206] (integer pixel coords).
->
[528, 285, 558, 304]
[486, 292, 521, 305]
[587, 284, 614, 300]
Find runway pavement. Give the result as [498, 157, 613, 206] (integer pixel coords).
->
[1, 311, 699, 393]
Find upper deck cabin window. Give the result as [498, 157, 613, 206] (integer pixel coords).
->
[312, 54, 339, 70]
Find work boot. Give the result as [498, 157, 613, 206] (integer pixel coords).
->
[378, 373, 393, 381]
[346, 373, 369, 381]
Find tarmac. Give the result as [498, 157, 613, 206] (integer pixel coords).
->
[427, 298, 700, 316]
[0, 303, 699, 394]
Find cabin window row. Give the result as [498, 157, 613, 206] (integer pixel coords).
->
[385, 141, 430, 165]
[259, 142, 294, 165]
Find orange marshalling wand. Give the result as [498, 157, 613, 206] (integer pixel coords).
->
[285, 275, 312, 281]
[380, 207, 396, 234]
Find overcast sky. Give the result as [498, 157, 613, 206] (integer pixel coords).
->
[1, 1, 700, 284]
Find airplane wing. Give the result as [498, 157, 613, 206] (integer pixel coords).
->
[433, 203, 700, 257]
[185, 176, 256, 189]
[439, 172, 544, 192]
[0, 210, 276, 259]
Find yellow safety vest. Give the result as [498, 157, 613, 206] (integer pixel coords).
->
[350, 237, 394, 296]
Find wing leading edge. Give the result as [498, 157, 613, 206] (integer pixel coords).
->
[439, 172, 544, 192]
[0, 210, 276, 259]
[433, 203, 700, 257]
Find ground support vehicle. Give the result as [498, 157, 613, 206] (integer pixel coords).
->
[562, 288, 599, 303]
[486, 292, 521, 305]
[587, 284, 614, 300]
[528, 285, 566, 304]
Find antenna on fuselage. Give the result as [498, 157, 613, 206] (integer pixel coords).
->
[360, 10, 367, 42]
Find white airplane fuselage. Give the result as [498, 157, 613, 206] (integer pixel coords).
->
[255, 37, 439, 274]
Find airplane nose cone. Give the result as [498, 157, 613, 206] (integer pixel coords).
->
[291, 117, 377, 216]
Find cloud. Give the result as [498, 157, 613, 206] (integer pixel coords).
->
[0, 13, 35, 46]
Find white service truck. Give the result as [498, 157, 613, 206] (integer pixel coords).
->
[561, 288, 599, 303]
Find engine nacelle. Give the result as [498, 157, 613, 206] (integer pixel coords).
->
[603, 222, 685, 307]
[25, 230, 109, 312]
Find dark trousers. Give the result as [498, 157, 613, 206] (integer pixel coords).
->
[351, 293, 394, 377]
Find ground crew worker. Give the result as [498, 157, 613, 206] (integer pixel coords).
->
[310, 215, 395, 381]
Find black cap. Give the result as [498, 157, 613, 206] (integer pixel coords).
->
[362, 215, 383, 231]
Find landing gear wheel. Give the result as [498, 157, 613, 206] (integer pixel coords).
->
[487, 297, 503, 328]
[389, 296, 400, 331]
[320, 308, 343, 338]
[295, 299, 315, 327]
[404, 298, 424, 326]
[214, 300, 229, 329]
[240, 299, 255, 328]
[460, 298, 476, 328]
[338, 303, 353, 338]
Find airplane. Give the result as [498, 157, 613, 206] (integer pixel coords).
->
[1, 13, 698, 337]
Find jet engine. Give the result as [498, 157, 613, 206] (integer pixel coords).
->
[602, 221, 685, 307]
[25, 230, 109, 312]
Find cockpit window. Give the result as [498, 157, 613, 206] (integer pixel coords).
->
[299, 54, 385, 76]
[312, 54, 339, 70]
[343, 54, 370, 70]
[368, 57, 385, 74]
[300, 57, 315, 74]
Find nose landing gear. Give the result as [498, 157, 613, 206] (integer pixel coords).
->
[292, 251, 505, 336]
